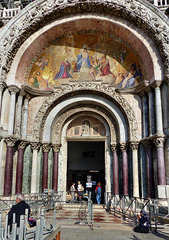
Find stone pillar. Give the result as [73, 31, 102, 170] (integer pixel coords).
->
[153, 137, 166, 185]
[42, 143, 50, 192]
[15, 141, 27, 194]
[21, 95, 30, 138]
[120, 142, 128, 196]
[110, 142, 119, 195]
[130, 142, 139, 197]
[52, 144, 61, 192]
[30, 142, 40, 193]
[142, 94, 149, 138]
[148, 91, 155, 136]
[143, 140, 154, 199]
[0, 81, 6, 123]
[8, 86, 19, 135]
[4, 137, 16, 195]
[14, 90, 25, 137]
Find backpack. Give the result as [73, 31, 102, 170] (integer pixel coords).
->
[28, 217, 36, 227]
[97, 187, 101, 195]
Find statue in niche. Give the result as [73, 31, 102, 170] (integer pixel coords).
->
[81, 121, 90, 136]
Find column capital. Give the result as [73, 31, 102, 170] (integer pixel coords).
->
[0, 81, 7, 91]
[19, 89, 26, 97]
[8, 85, 20, 94]
[18, 140, 28, 149]
[119, 142, 127, 151]
[30, 142, 41, 150]
[4, 137, 17, 146]
[130, 141, 139, 150]
[52, 144, 61, 152]
[150, 80, 162, 89]
[142, 139, 152, 149]
[110, 142, 117, 152]
[25, 93, 32, 100]
[42, 143, 51, 152]
[153, 137, 165, 148]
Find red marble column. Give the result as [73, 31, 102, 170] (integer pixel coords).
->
[4, 138, 16, 195]
[154, 137, 166, 185]
[111, 143, 119, 195]
[15, 141, 27, 194]
[120, 143, 128, 196]
[42, 144, 50, 192]
[52, 144, 61, 192]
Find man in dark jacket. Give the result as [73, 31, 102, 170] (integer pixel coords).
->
[8, 194, 31, 231]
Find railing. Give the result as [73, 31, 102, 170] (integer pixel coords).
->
[0, 7, 21, 20]
[105, 193, 169, 232]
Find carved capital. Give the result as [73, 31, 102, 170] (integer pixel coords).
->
[8, 85, 20, 94]
[52, 144, 61, 152]
[19, 89, 26, 97]
[110, 142, 117, 152]
[18, 141, 28, 149]
[4, 137, 17, 146]
[30, 142, 41, 150]
[120, 142, 127, 151]
[130, 141, 139, 150]
[0, 81, 7, 92]
[42, 143, 51, 152]
[142, 139, 152, 149]
[153, 137, 165, 148]
[150, 80, 162, 89]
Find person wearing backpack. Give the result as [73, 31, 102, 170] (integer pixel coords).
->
[95, 182, 102, 204]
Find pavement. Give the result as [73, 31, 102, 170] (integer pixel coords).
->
[60, 204, 169, 240]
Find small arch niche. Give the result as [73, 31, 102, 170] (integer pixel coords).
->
[67, 116, 106, 138]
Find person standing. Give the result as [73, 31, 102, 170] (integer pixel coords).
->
[70, 183, 76, 201]
[8, 194, 31, 231]
[77, 181, 84, 201]
[95, 182, 102, 204]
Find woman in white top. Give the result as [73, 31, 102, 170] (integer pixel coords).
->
[77, 181, 83, 201]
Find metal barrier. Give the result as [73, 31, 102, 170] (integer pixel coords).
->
[105, 193, 169, 232]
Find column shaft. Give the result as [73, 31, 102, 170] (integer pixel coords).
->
[8, 92, 17, 135]
[42, 152, 48, 191]
[21, 98, 29, 138]
[142, 95, 149, 138]
[31, 149, 38, 193]
[15, 148, 24, 194]
[53, 151, 59, 192]
[15, 94, 24, 136]
[4, 146, 14, 195]
[122, 150, 128, 195]
[113, 151, 119, 194]
[148, 91, 155, 136]
[155, 87, 163, 134]
[157, 147, 166, 185]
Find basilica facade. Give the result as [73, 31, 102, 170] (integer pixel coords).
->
[0, 0, 169, 200]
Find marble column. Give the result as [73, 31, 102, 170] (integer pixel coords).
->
[143, 140, 154, 199]
[130, 142, 139, 197]
[4, 137, 16, 195]
[153, 137, 166, 185]
[120, 142, 128, 196]
[21, 95, 30, 138]
[148, 91, 155, 136]
[142, 94, 149, 138]
[110, 142, 119, 195]
[0, 81, 6, 124]
[8, 86, 19, 135]
[52, 144, 61, 192]
[42, 143, 50, 192]
[154, 83, 164, 135]
[15, 141, 27, 194]
[14, 90, 25, 137]
[30, 142, 40, 193]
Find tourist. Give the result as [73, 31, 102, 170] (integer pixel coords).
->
[95, 182, 102, 204]
[77, 181, 84, 201]
[134, 209, 149, 233]
[70, 183, 76, 201]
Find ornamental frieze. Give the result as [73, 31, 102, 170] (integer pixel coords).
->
[0, 0, 169, 80]
[32, 84, 138, 141]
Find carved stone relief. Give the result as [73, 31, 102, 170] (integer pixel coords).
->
[32, 84, 138, 142]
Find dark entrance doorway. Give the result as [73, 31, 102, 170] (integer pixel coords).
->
[67, 141, 105, 203]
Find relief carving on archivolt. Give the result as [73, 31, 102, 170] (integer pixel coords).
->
[47, 105, 118, 144]
[0, 0, 168, 80]
[32, 84, 138, 142]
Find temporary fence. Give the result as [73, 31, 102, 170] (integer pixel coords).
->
[105, 193, 169, 232]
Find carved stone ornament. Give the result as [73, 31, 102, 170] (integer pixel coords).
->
[42, 143, 51, 152]
[0, 81, 7, 92]
[30, 142, 41, 150]
[49, 104, 117, 144]
[52, 144, 61, 152]
[32, 84, 138, 142]
[0, 0, 169, 80]
[130, 141, 139, 150]
[153, 137, 165, 148]
[4, 137, 17, 146]
[8, 85, 20, 94]
[142, 139, 152, 149]
[120, 142, 127, 151]
[110, 141, 117, 152]
[18, 140, 28, 149]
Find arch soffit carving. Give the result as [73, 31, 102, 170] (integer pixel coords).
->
[32, 84, 138, 142]
[0, 0, 168, 81]
[46, 105, 118, 144]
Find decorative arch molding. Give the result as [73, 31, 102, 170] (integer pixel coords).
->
[0, 0, 168, 81]
[32, 83, 138, 142]
[47, 105, 118, 144]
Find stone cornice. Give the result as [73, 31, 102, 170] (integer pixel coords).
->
[0, 0, 168, 81]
